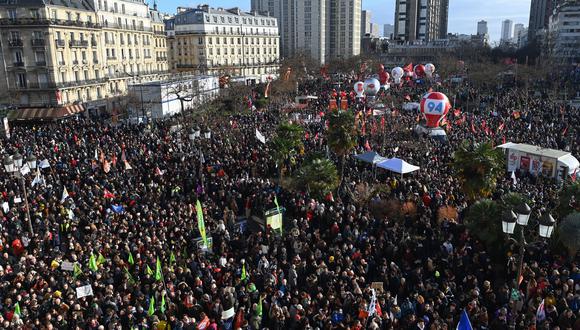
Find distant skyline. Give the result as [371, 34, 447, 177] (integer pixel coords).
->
[156, 0, 532, 43]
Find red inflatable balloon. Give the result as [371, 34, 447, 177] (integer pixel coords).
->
[420, 92, 451, 128]
[414, 64, 425, 78]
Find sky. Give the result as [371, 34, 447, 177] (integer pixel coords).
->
[156, 0, 532, 43]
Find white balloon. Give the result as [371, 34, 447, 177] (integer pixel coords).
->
[425, 63, 436, 77]
[391, 67, 404, 84]
[353, 81, 365, 98]
[363, 78, 381, 97]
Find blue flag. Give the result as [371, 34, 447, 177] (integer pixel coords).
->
[457, 310, 473, 330]
[111, 204, 125, 213]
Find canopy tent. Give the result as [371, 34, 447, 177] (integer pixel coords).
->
[354, 151, 387, 164]
[376, 158, 420, 177]
[496, 142, 579, 179]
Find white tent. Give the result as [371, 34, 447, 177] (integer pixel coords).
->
[376, 158, 420, 177]
[354, 151, 387, 164]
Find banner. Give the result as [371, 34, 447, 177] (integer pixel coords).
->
[507, 152, 519, 172]
[520, 156, 530, 172]
[531, 158, 542, 176]
[255, 129, 266, 144]
[76, 284, 94, 298]
[196, 200, 208, 248]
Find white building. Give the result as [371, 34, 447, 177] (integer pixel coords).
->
[548, 2, 580, 65]
[165, 5, 280, 81]
[501, 19, 513, 43]
[128, 75, 219, 119]
[513, 23, 525, 42]
[477, 20, 488, 35]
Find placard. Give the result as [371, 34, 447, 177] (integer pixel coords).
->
[221, 307, 235, 320]
[61, 261, 74, 271]
[76, 284, 93, 298]
[371, 282, 384, 292]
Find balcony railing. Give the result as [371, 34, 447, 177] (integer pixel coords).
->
[13, 61, 25, 67]
[55, 39, 65, 47]
[72, 60, 79, 65]
[58, 61, 66, 65]
[107, 56, 117, 60]
[157, 57, 167, 61]
[91, 40, 97, 47]
[144, 55, 152, 59]
[8, 38, 23, 47]
[31, 39, 45, 46]
[93, 59, 99, 64]
[69, 40, 89, 47]
[35, 61, 47, 66]
[0, 18, 102, 29]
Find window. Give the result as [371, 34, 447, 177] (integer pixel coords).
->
[198, 37, 203, 45]
[61, 72, 66, 83]
[84, 70, 89, 80]
[8, 9, 17, 19]
[51, 10, 57, 20]
[66, 12, 71, 21]
[122, 4, 125, 14]
[17, 73, 27, 88]
[35, 51, 45, 63]
[95, 70, 100, 79]
[14, 50, 23, 63]
[76, 13, 81, 21]
[74, 71, 80, 82]
[38, 73, 48, 87]
[10, 31, 20, 41]
[30, 9, 40, 19]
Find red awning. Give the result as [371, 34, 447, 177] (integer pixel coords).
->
[8, 104, 85, 121]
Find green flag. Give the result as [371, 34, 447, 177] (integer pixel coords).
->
[148, 296, 155, 316]
[146, 264, 154, 276]
[128, 252, 134, 265]
[97, 253, 106, 266]
[241, 262, 247, 281]
[155, 257, 162, 281]
[196, 200, 208, 248]
[124, 267, 135, 284]
[160, 292, 167, 313]
[170, 252, 176, 265]
[14, 302, 21, 317]
[274, 194, 283, 234]
[256, 295, 263, 317]
[88, 253, 98, 272]
[73, 262, 82, 278]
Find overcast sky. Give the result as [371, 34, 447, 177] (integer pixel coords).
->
[156, 0, 532, 43]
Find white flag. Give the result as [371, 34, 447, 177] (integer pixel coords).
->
[124, 160, 133, 170]
[204, 131, 211, 139]
[511, 171, 517, 185]
[256, 129, 266, 144]
[38, 159, 51, 169]
[536, 299, 546, 322]
[368, 289, 377, 316]
[20, 164, 30, 176]
[32, 169, 42, 187]
[94, 148, 98, 160]
[61, 187, 69, 203]
[200, 151, 205, 164]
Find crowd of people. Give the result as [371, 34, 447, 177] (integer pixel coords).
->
[0, 68, 578, 330]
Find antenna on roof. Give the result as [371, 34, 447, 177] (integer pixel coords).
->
[153, 0, 157, 10]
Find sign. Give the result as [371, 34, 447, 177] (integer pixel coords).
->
[61, 261, 74, 271]
[221, 307, 235, 320]
[520, 156, 530, 172]
[76, 284, 94, 298]
[194, 236, 213, 252]
[423, 98, 446, 115]
[265, 207, 285, 232]
[507, 152, 519, 172]
[531, 158, 542, 176]
[371, 282, 384, 292]
[233, 219, 247, 234]
[542, 161, 554, 177]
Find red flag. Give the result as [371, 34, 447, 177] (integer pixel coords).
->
[498, 122, 505, 131]
[403, 63, 413, 72]
[325, 192, 334, 202]
[121, 148, 127, 162]
[471, 121, 477, 133]
[380, 116, 385, 129]
[364, 140, 371, 151]
[111, 154, 117, 167]
[376, 302, 382, 317]
[103, 189, 115, 199]
[571, 168, 577, 182]
[305, 131, 310, 140]
[562, 125, 568, 136]
[453, 109, 461, 117]
[502, 136, 506, 144]
[155, 167, 163, 176]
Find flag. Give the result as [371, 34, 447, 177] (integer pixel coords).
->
[498, 122, 505, 131]
[146, 265, 153, 276]
[365, 140, 371, 151]
[170, 252, 176, 265]
[196, 200, 208, 248]
[513, 111, 521, 119]
[94, 148, 98, 160]
[155, 167, 163, 176]
[368, 289, 377, 317]
[457, 309, 473, 330]
[148, 296, 155, 316]
[73, 262, 82, 278]
[88, 253, 98, 272]
[255, 129, 266, 144]
[155, 257, 162, 281]
[128, 252, 135, 265]
[403, 63, 413, 72]
[511, 171, 517, 185]
[264, 79, 272, 98]
[124, 160, 132, 170]
[103, 160, 111, 173]
[14, 302, 21, 317]
[111, 204, 124, 213]
[20, 164, 30, 176]
[160, 292, 167, 313]
[571, 168, 577, 182]
[61, 187, 69, 203]
[536, 299, 546, 323]
[97, 253, 106, 266]
[32, 169, 42, 187]
[124, 267, 135, 284]
[241, 262, 247, 281]
[256, 295, 263, 317]
[562, 125, 568, 136]
[121, 149, 127, 162]
[38, 159, 50, 168]
[103, 189, 115, 199]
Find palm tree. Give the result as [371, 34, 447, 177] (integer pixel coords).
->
[293, 156, 339, 198]
[270, 122, 304, 182]
[452, 141, 505, 201]
[327, 111, 357, 184]
[557, 212, 580, 258]
[463, 198, 506, 259]
[555, 182, 580, 219]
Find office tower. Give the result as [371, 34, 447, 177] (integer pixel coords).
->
[529, 0, 556, 41]
[394, 0, 449, 42]
[513, 23, 525, 42]
[501, 19, 513, 42]
[384, 24, 395, 38]
[328, 0, 361, 59]
[477, 20, 488, 35]
[361, 10, 372, 37]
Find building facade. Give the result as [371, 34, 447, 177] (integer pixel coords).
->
[513, 23, 525, 42]
[0, 0, 169, 117]
[384, 23, 394, 39]
[165, 5, 279, 81]
[477, 20, 488, 36]
[361, 10, 371, 37]
[501, 19, 513, 43]
[394, 0, 449, 42]
[529, 0, 556, 41]
[547, 1, 580, 65]
[251, 0, 360, 64]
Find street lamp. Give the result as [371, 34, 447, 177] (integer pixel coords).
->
[501, 204, 555, 330]
[3, 153, 35, 235]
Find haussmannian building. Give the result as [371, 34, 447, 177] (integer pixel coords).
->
[0, 0, 169, 118]
[165, 5, 280, 82]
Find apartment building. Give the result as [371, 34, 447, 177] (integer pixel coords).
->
[0, 0, 168, 119]
[165, 5, 279, 81]
[394, 0, 449, 42]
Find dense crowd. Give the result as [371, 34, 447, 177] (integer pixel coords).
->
[0, 71, 578, 330]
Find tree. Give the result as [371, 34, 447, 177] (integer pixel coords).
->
[452, 141, 505, 201]
[554, 182, 580, 219]
[270, 122, 304, 182]
[327, 111, 357, 184]
[463, 199, 504, 258]
[165, 81, 193, 117]
[557, 213, 580, 258]
[293, 156, 339, 198]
